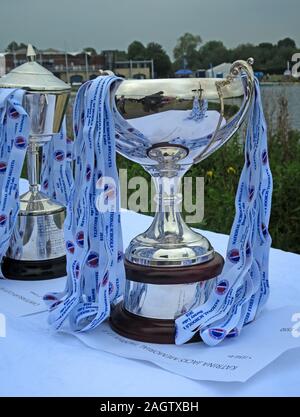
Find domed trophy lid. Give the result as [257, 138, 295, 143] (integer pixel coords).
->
[0, 44, 71, 93]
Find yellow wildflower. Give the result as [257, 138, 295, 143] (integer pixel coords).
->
[227, 166, 236, 174]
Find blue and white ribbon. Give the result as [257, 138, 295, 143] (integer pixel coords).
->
[175, 78, 273, 345]
[40, 118, 74, 206]
[45, 76, 126, 331]
[0, 89, 30, 277]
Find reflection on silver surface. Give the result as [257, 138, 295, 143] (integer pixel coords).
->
[7, 190, 65, 261]
[24, 92, 70, 144]
[124, 278, 216, 320]
[111, 59, 255, 267]
[116, 77, 244, 101]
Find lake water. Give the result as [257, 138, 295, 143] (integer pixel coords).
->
[261, 83, 300, 131]
[227, 83, 300, 131]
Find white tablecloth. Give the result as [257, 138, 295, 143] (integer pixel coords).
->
[0, 182, 300, 396]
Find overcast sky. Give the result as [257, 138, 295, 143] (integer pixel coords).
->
[0, 0, 299, 56]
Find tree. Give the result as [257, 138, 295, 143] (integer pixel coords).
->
[5, 41, 27, 52]
[5, 41, 18, 52]
[229, 43, 258, 63]
[198, 41, 229, 68]
[127, 41, 146, 60]
[83, 47, 97, 56]
[254, 43, 275, 71]
[173, 33, 202, 69]
[273, 38, 297, 73]
[258, 42, 274, 49]
[114, 50, 128, 60]
[277, 38, 296, 49]
[145, 42, 171, 78]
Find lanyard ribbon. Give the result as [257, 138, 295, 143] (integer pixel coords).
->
[175, 78, 273, 345]
[40, 118, 74, 206]
[0, 89, 30, 277]
[45, 76, 127, 330]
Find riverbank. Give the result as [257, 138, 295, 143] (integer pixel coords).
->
[261, 81, 300, 86]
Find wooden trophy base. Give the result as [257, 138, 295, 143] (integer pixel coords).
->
[2, 255, 67, 280]
[110, 303, 179, 344]
[110, 252, 224, 344]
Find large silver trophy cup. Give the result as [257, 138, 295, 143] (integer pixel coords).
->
[0, 45, 71, 280]
[110, 59, 255, 343]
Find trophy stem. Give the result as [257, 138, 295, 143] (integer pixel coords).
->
[152, 174, 184, 236]
[27, 141, 40, 193]
[125, 144, 214, 266]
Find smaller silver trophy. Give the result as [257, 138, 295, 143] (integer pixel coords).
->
[0, 45, 71, 280]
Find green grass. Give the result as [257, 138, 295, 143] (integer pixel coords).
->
[117, 128, 300, 254]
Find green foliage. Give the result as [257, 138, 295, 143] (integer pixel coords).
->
[145, 42, 172, 78]
[187, 128, 300, 254]
[173, 33, 202, 70]
[127, 40, 172, 78]
[114, 50, 128, 61]
[116, 118, 300, 255]
[227, 39, 299, 74]
[5, 41, 27, 52]
[171, 35, 299, 74]
[198, 41, 229, 69]
[277, 38, 296, 49]
[187, 135, 243, 234]
[267, 130, 300, 253]
[127, 41, 146, 60]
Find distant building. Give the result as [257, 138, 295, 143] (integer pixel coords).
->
[103, 50, 153, 79]
[114, 60, 153, 79]
[0, 48, 104, 84]
[0, 48, 154, 84]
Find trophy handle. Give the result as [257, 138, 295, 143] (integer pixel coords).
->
[193, 58, 255, 164]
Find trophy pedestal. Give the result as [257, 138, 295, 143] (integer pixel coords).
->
[110, 253, 224, 344]
[2, 255, 66, 281]
[110, 303, 182, 344]
[2, 189, 67, 281]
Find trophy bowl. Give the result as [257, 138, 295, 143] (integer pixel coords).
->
[109, 59, 255, 343]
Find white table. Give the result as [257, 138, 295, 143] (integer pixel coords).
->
[0, 187, 300, 396]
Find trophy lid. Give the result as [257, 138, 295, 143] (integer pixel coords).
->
[0, 44, 71, 93]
